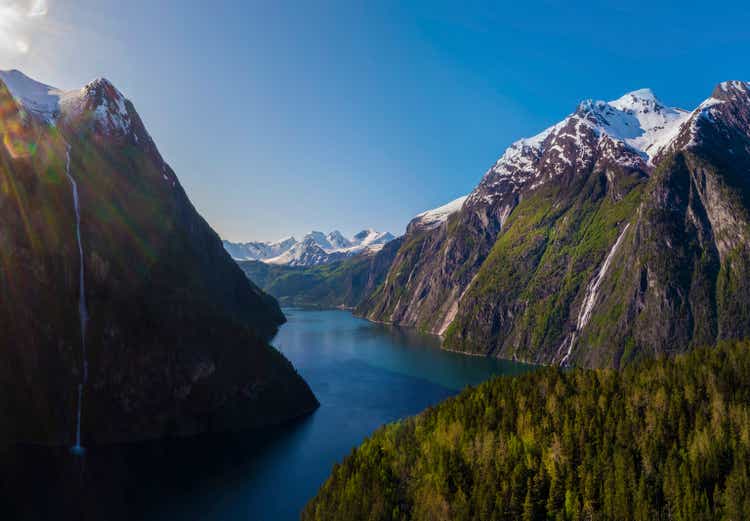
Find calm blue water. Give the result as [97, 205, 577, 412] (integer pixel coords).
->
[0, 309, 535, 520]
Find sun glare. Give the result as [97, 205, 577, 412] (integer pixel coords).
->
[0, 0, 48, 55]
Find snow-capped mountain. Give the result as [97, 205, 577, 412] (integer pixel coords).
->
[466, 88, 691, 212]
[222, 236, 297, 261]
[362, 82, 750, 369]
[223, 229, 395, 267]
[0, 69, 62, 123]
[349, 229, 395, 249]
[265, 237, 346, 267]
[326, 230, 352, 249]
[0, 69, 147, 142]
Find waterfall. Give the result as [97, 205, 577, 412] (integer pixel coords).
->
[65, 145, 89, 456]
[559, 223, 630, 366]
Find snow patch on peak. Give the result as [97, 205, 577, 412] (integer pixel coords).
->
[305, 231, 332, 247]
[0, 69, 63, 123]
[84, 77, 117, 91]
[265, 238, 330, 267]
[0, 69, 136, 136]
[414, 195, 468, 230]
[578, 90, 691, 162]
[60, 76, 133, 135]
[718, 80, 750, 93]
[610, 88, 660, 108]
[350, 229, 395, 249]
[497, 123, 559, 166]
[326, 230, 352, 249]
[270, 236, 297, 247]
[224, 228, 395, 266]
[712, 81, 750, 102]
[470, 88, 693, 207]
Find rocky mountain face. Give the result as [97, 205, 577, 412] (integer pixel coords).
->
[223, 229, 395, 266]
[0, 70, 317, 445]
[360, 82, 750, 368]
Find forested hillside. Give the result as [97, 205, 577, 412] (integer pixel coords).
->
[304, 341, 750, 520]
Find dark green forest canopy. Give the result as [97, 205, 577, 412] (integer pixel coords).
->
[303, 341, 750, 521]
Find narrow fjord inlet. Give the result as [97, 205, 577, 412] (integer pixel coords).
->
[0, 309, 535, 520]
[2, 4, 750, 520]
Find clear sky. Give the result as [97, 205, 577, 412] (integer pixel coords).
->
[1, 1, 749, 241]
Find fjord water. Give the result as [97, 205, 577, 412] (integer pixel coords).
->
[0, 309, 534, 520]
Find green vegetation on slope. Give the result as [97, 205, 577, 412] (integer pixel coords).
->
[444, 168, 645, 365]
[239, 237, 403, 309]
[303, 341, 750, 520]
[239, 257, 371, 308]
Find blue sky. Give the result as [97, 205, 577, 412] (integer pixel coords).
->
[1, 1, 749, 241]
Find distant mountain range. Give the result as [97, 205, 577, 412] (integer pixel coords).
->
[235, 201, 464, 308]
[223, 229, 395, 267]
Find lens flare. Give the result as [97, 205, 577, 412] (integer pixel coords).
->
[0, 1, 48, 55]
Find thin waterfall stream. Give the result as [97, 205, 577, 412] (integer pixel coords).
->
[65, 144, 89, 456]
[558, 223, 631, 366]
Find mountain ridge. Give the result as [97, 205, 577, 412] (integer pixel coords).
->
[223, 228, 395, 266]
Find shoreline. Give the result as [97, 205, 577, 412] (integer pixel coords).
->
[282, 304, 545, 366]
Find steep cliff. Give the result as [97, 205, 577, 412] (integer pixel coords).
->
[240, 236, 403, 309]
[0, 70, 317, 445]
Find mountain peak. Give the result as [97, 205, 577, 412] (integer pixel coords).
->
[575, 88, 670, 119]
[79, 77, 127, 106]
[85, 76, 116, 90]
[59, 75, 136, 138]
[353, 229, 372, 240]
[712, 80, 750, 101]
[570, 89, 689, 161]
[326, 230, 352, 249]
[611, 88, 661, 107]
[0, 68, 141, 140]
[271, 235, 296, 246]
[224, 228, 395, 266]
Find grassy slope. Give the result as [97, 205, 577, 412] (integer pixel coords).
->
[444, 167, 644, 365]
